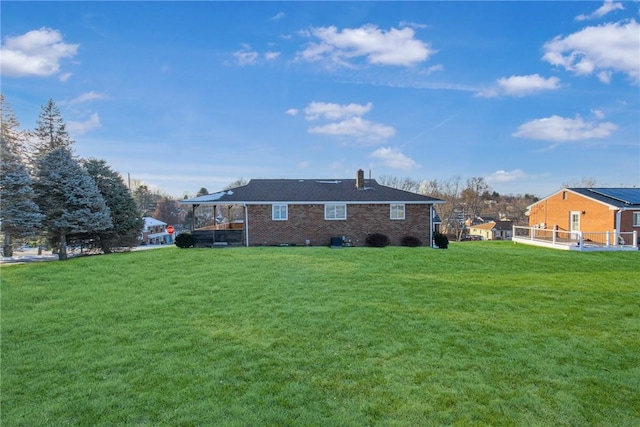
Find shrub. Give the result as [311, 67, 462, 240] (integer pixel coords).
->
[433, 232, 449, 249]
[401, 236, 422, 247]
[366, 233, 390, 248]
[175, 232, 196, 249]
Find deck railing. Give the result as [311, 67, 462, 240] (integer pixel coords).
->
[513, 226, 638, 251]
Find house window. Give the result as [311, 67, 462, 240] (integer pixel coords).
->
[272, 204, 288, 221]
[390, 204, 405, 220]
[325, 204, 347, 220]
[633, 212, 640, 227]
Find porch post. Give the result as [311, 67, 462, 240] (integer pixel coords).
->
[552, 226, 556, 244]
[579, 232, 584, 247]
[191, 204, 198, 231]
[606, 231, 610, 247]
[634, 231, 638, 249]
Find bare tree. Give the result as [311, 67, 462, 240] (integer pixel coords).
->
[460, 177, 490, 220]
[378, 175, 421, 193]
[561, 178, 600, 188]
[153, 197, 182, 225]
[224, 178, 248, 190]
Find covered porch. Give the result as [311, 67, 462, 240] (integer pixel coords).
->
[512, 226, 638, 252]
[180, 193, 248, 247]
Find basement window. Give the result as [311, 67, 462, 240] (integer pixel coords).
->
[325, 204, 347, 220]
[272, 204, 288, 221]
[390, 204, 405, 220]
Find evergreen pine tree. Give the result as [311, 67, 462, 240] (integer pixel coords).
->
[0, 136, 43, 256]
[32, 99, 74, 161]
[82, 158, 144, 253]
[33, 147, 112, 260]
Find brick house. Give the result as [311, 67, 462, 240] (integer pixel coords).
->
[180, 170, 444, 247]
[527, 188, 640, 234]
[140, 217, 171, 245]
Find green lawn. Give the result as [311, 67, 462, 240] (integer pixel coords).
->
[2, 243, 639, 426]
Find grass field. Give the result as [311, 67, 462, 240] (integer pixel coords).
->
[2, 242, 639, 426]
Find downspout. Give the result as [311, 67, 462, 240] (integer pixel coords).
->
[244, 204, 249, 247]
[429, 204, 434, 248]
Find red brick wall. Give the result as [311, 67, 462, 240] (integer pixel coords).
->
[619, 210, 639, 232]
[246, 203, 432, 246]
[528, 190, 619, 231]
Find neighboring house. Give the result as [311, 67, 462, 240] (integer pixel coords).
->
[140, 217, 171, 245]
[519, 188, 640, 250]
[180, 170, 444, 247]
[468, 221, 513, 240]
[527, 188, 640, 234]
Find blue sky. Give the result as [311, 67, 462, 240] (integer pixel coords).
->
[2, 1, 639, 198]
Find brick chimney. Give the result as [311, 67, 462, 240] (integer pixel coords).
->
[356, 169, 365, 189]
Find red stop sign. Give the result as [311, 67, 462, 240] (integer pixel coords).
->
[167, 225, 175, 234]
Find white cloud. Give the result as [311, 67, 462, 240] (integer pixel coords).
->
[0, 27, 78, 78]
[477, 74, 562, 97]
[304, 101, 373, 121]
[265, 51, 280, 60]
[542, 19, 640, 85]
[67, 113, 101, 135]
[370, 147, 420, 170]
[232, 45, 259, 66]
[297, 101, 395, 144]
[576, 0, 624, 21]
[512, 115, 618, 142]
[485, 169, 527, 184]
[399, 21, 429, 30]
[309, 117, 395, 144]
[271, 12, 285, 21]
[58, 73, 72, 83]
[64, 91, 107, 105]
[297, 24, 435, 68]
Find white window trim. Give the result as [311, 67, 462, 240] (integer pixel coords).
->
[633, 212, 640, 227]
[390, 204, 405, 220]
[272, 204, 288, 221]
[324, 204, 347, 220]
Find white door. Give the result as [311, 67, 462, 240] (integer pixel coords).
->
[569, 211, 581, 239]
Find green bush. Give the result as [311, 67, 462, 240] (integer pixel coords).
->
[175, 232, 196, 248]
[401, 236, 422, 247]
[365, 233, 390, 247]
[433, 232, 449, 249]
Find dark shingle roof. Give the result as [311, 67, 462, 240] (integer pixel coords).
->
[569, 188, 640, 208]
[181, 179, 444, 205]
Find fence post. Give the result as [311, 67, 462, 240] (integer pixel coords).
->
[579, 232, 584, 248]
[634, 231, 638, 249]
[552, 227, 556, 244]
[531, 227, 535, 241]
[606, 231, 610, 247]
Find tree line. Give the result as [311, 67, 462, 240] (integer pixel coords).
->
[1, 95, 143, 260]
[377, 175, 539, 239]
